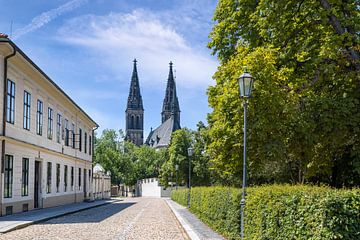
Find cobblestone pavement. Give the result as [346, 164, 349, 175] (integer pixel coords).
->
[0, 198, 188, 240]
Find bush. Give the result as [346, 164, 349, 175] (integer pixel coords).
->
[171, 185, 360, 240]
[171, 188, 189, 207]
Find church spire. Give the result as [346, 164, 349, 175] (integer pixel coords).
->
[125, 59, 144, 146]
[161, 61, 180, 125]
[127, 59, 143, 110]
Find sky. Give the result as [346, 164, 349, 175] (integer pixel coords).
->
[0, 0, 218, 137]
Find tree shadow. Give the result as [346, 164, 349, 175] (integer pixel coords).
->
[41, 202, 136, 224]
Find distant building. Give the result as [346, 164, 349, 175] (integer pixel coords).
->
[0, 34, 98, 216]
[145, 62, 181, 149]
[136, 178, 172, 197]
[125, 59, 144, 146]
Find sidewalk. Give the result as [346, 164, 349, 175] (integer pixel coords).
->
[0, 199, 117, 234]
[165, 198, 225, 240]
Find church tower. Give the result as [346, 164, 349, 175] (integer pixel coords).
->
[125, 59, 144, 146]
[161, 61, 180, 127]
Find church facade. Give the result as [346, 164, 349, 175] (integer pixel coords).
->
[125, 60, 180, 148]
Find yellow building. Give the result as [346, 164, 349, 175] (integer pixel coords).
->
[0, 34, 98, 216]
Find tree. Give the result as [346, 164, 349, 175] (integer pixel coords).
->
[95, 129, 167, 186]
[160, 125, 214, 187]
[207, 0, 360, 186]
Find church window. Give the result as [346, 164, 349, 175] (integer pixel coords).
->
[136, 116, 140, 129]
[131, 115, 135, 129]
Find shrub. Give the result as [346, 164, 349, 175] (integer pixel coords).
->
[171, 185, 360, 240]
[171, 188, 189, 207]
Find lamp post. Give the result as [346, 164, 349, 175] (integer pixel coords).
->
[175, 164, 179, 190]
[187, 147, 193, 208]
[237, 71, 255, 239]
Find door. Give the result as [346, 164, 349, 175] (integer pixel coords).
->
[83, 169, 87, 198]
[34, 161, 41, 208]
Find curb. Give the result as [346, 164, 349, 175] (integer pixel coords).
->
[0, 200, 119, 234]
[165, 199, 200, 240]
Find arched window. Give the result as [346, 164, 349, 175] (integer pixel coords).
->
[136, 116, 140, 129]
[131, 115, 135, 129]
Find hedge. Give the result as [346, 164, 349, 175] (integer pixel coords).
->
[171, 185, 360, 240]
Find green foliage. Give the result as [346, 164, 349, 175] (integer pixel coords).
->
[170, 188, 189, 207]
[172, 186, 360, 240]
[159, 125, 213, 187]
[207, 0, 360, 186]
[94, 129, 166, 186]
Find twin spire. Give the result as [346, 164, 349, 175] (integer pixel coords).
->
[126, 59, 180, 126]
[127, 59, 143, 110]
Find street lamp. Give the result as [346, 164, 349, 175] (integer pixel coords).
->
[175, 164, 179, 190]
[237, 70, 255, 239]
[187, 147, 194, 208]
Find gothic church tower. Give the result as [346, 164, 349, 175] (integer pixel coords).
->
[161, 61, 180, 127]
[125, 59, 144, 146]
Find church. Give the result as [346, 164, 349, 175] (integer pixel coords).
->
[125, 60, 181, 148]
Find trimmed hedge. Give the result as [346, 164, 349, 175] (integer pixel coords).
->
[171, 188, 189, 207]
[171, 185, 360, 240]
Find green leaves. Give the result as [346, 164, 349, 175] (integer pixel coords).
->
[207, 0, 360, 186]
[94, 129, 166, 186]
[172, 186, 360, 240]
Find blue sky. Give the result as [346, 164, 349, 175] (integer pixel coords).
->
[0, 0, 218, 137]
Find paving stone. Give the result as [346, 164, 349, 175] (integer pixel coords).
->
[0, 198, 188, 240]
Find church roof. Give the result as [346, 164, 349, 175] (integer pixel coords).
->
[127, 59, 143, 110]
[145, 115, 181, 149]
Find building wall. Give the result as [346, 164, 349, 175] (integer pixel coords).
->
[1, 141, 92, 215]
[0, 42, 97, 216]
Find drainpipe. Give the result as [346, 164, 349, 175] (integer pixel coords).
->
[0, 35, 16, 216]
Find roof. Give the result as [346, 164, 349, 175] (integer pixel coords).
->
[0, 36, 99, 128]
[145, 115, 180, 148]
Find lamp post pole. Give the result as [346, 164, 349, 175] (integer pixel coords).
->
[240, 100, 247, 239]
[237, 70, 255, 240]
[175, 164, 179, 190]
[187, 147, 193, 208]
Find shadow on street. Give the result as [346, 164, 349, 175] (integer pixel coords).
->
[41, 202, 136, 224]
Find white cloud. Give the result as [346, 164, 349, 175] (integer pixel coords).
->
[13, 0, 88, 40]
[57, 9, 218, 89]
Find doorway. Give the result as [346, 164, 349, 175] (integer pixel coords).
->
[34, 161, 41, 208]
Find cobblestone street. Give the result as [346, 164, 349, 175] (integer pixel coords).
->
[0, 198, 188, 240]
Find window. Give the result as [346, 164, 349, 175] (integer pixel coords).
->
[136, 116, 140, 129]
[71, 166, 74, 190]
[23, 91, 31, 130]
[78, 168, 81, 189]
[47, 108, 53, 139]
[36, 100, 43, 135]
[79, 128, 82, 151]
[47, 162, 52, 193]
[65, 119, 69, 146]
[22, 158, 29, 196]
[84, 132, 87, 154]
[64, 165, 68, 192]
[4, 155, 13, 198]
[56, 164, 60, 192]
[56, 114, 62, 143]
[72, 123, 75, 148]
[131, 115, 135, 128]
[88, 169, 91, 184]
[89, 135, 92, 155]
[6, 79, 15, 124]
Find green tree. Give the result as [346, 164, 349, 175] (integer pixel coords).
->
[207, 0, 360, 186]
